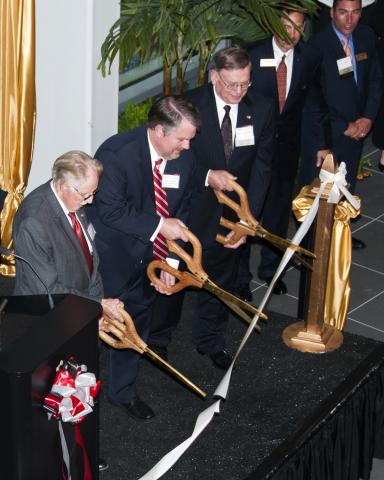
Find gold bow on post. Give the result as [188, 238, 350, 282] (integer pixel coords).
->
[99, 308, 206, 398]
[292, 186, 360, 331]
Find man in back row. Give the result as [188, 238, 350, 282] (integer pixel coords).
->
[299, 0, 382, 251]
[149, 47, 276, 370]
[235, 6, 329, 297]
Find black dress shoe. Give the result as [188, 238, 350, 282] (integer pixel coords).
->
[264, 277, 287, 295]
[233, 283, 252, 302]
[352, 237, 366, 249]
[117, 398, 155, 421]
[378, 162, 384, 172]
[148, 344, 168, 361]
[98, 458, 109, 472]
[198, 348, 233, 370]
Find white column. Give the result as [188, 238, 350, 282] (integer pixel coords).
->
[27, 0, 119, 193]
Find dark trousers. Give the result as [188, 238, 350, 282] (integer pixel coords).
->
[258, 152, 300, 279]
[149, 244, 241, 354]
[104, 271, 156, 403]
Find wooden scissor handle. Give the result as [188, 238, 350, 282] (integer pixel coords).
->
[216, 217, 255, 245]
[99, 308, 147, 353]
[147, 259, 204, 294]
[214, 179, 258, 228]
[167, 228, 208, 281]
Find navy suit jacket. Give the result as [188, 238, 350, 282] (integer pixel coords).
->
[184, 84, 275, 247]
[248, 37, 326, 162]
[309, 23, 382, 139]
[87, 125, 196, 296]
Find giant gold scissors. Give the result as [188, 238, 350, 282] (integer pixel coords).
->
[147, 229, 266, 330]
[214, 179, 316, 269]
[99, 308, 206, 398]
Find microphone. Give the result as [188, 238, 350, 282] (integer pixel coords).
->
[0, 247, 55, 310]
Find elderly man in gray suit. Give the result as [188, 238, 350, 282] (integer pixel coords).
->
[12, 150, 122, 319]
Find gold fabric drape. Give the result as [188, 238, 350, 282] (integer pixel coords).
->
[293, 186, 360, 331]
[0, 0, 36, 276]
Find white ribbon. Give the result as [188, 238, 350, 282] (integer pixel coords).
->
[139, 167, 348, 479]
[319, 162, 361, 211]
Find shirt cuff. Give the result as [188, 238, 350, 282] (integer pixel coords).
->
[205, 169, 211, 187]
[166, 257, 180, 269]
[150, 217, 163, 242]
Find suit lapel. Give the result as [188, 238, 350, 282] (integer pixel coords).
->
[199, 85, 227, 166]
[140, 129, 156, 207]
[266, 40, 279, 102]
[45, 183, 91, 276]
[352, 27, 366, 95]
[284, 45, 302, 111]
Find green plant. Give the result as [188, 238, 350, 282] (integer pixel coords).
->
[118, 98, 153, 133]
[99, 0, 319, 95]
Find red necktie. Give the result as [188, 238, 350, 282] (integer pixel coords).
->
[276, 55, 287, 113]
[153, 159, 170, 261]
[68, 212, 93, 273]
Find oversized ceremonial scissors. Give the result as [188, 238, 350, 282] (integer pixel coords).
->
[214, 179, 316, 269]
[99, 308, 206, 398]
[147, 229, 266, 330]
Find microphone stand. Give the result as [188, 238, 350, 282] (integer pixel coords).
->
[0, 247, 54, 310]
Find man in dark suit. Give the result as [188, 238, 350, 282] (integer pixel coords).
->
[149, 47, 276, 370]
[87, 96, 200, 420]
[240, 8, 329, 296]
[299, 0, 382, 249]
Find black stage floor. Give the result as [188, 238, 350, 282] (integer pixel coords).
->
[99, 292, 384, 480]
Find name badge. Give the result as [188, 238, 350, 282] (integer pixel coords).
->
[337, 56, 354, 76]
[260, 58, 277, 68]
[235, 125, 254, 147]
[162, 174, 180, 189]
[87, 222, 96, 241]
[356, 52, 368, 62]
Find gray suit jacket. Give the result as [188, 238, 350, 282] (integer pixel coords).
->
[12, 181, 104, 301]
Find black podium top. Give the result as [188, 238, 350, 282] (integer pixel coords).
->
[0, 294, 102, 374]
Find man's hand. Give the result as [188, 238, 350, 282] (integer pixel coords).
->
[100, 298, 124, 330]
[160, 218, 188, 241]
[315, 149, 331, 167]
[344, 117, 372, 141]
[101, 298, 124, 318]
[223, 231, 246, 249]
[208, 170, 237, 191]
[151, 270, 176, 295]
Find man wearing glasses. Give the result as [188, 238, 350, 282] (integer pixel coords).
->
[12, 150, 121, 316]
[149, 47, 275, 370]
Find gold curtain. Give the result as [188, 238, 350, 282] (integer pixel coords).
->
[293, 186, 360, 331]
[0, 0, 36, 276]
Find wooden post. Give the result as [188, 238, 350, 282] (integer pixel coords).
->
[282, 154, 343, 353]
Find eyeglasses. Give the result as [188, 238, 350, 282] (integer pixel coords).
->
[71, 185, 98, 201]
[216, 71, 252, 91]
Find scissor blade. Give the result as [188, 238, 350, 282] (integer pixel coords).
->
[219, 296, 261, 332]
[256, 229, 316, 259]
[203, 280, 267, 321]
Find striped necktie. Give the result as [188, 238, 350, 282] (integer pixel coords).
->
[68, 212, 93, 273]
[153, 158, 169, 261]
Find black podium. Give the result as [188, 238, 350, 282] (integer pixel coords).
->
[0, 294, 102, 480]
